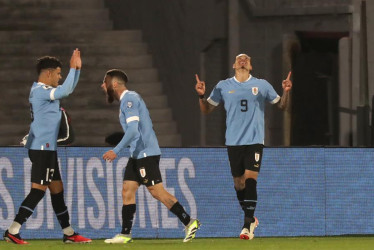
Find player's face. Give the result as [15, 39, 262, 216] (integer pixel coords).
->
[101, 75, 115, 103]
[49, 67, 62, 87]
[233, 54, 252, 72]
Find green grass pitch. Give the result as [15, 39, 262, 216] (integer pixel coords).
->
[1, 237, 374, 250]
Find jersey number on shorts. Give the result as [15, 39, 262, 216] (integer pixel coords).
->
[46, 168, 55, 182]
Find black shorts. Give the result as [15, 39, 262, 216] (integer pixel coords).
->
[28, 149, 62, 185]
[227, 144, 264, 177]
[124, 155, 163, 187]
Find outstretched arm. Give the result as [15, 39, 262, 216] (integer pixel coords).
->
[73, 49, 82, 88]
[195, 74, 215, 114]
[278, 71, 292, 110]
[51, 49, 81, 100]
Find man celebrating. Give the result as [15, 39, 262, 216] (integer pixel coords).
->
[195, 54, 292, 240]
[101, 69, 200, 243]
[3, 49, 91, 244]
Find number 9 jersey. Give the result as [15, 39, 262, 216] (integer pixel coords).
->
[207, 75, 280, 146]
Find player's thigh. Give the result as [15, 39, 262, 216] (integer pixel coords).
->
[135, 155, 163, 187]
[28, 149, 58, 186]
[227, 146, 246, 177]
[146, 182, 169, 198]
[123, 157, 141, 185]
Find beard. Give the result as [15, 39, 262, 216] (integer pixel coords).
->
[106, 87, 115, 103]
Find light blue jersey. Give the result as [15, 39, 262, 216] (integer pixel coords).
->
[113, 90, 161, 159]
[207, 75, 280, 146]
[25, 68, 80, 151]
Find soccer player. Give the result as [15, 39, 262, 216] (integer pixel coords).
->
[3, 49, 91, 244]
[101, 69, 200, 243]
[195, 54, 292, 240]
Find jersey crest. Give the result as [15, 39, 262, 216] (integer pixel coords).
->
[252, 87, 258, 95]
[139, 167, 146, 178]
[255, 152, 260, 162]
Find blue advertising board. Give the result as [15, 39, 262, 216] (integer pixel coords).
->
[1, 147, 374, 239]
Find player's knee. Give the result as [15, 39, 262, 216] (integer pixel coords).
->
[31, 183, 48, 191]
[122, 189, 136, 202]
[233, 177, 245, 190]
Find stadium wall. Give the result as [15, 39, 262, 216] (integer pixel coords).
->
[0, 147, 374, 239]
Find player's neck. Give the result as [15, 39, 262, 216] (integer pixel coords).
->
[37, 76, 52, 86]
[235, 71, 251, 83]
[116, 87, 128, 101]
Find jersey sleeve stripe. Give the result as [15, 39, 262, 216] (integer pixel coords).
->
[271, 95, 281, 104]
[207, 97, 219, 106]
[50, 88, 56, 100]
[126, 116, 140, 123]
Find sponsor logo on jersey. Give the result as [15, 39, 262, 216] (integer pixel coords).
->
[252, 87, 258, 95]
[255, 152, 260, 162]
[127, 102, 133, 108]
[139, 167, 146, 178]
[228, 90, 235, 93]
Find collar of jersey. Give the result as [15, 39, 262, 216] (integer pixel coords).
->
[233, 75, 252, 83]
[120, 90, 129, 101]
[37, 82, 52, 89]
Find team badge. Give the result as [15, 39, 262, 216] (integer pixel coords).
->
[127, 101, 133, 108]
[255, 152, 260, 162]
[252, 87, 258, 95]
[139, 167, 146, 178]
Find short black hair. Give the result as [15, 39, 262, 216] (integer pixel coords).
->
[106, 69, 128, 83]
[36, 56, 62, 75]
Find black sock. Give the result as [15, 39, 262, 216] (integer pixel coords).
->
[242, 178, 257, 228]
[122, 204, 136, 235]
[14, 188, 45, 225]
[235, 188, 245, 212]
[170, 202, 191, 226]
[51, 191, 70, 229]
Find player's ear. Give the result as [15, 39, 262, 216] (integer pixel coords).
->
[232, 63, 235, 69]
[112, 80, 118, 89]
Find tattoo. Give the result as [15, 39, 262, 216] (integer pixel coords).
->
[278, 90, 290, 110]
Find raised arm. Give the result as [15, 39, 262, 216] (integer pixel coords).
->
[278, 71, 292, 110]
[73, 49, 82, 88]
[51, 49, 81, 100]
[195, 74, 215, 114]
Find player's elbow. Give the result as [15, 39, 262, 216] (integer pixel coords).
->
[127, 124, 140, 138]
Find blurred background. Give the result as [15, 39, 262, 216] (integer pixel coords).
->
[0, 0, 373, 147]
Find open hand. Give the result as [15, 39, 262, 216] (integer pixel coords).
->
[69, 48, 81, 69]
